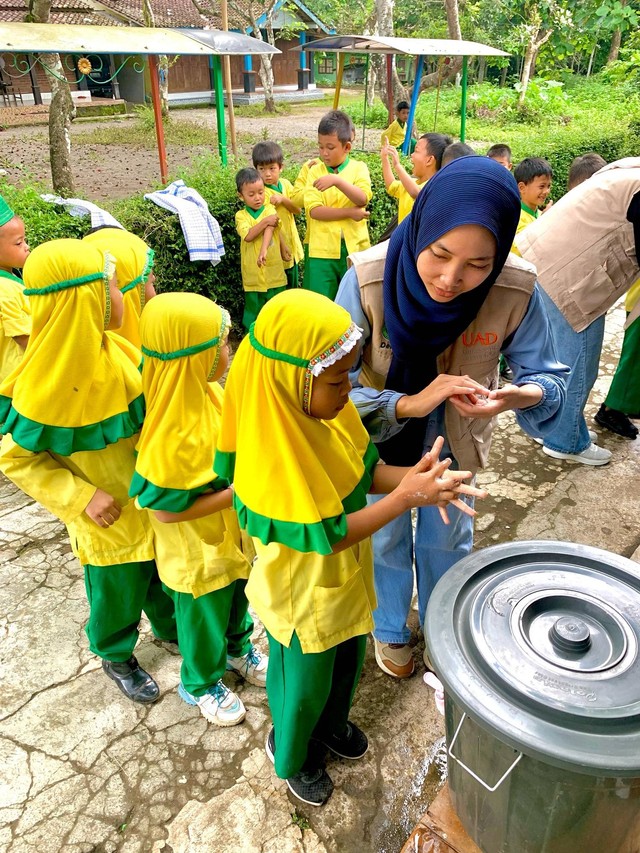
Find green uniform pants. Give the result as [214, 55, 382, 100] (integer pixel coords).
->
[285, 262, 300, 289]
[266, 630, 367, 779]
[605, 314, 640, 414]
[243, 285, 288, 332]
[303, 240, 349, 301]
[164, 579, 253, 697]
[84, 560, 176, 662]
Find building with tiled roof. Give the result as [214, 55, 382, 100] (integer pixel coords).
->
[0, 0, 334, 105]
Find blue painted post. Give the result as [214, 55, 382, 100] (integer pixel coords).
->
[402, 54, 424, 155]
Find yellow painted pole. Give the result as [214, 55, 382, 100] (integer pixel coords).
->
[333, 53, 345, 109]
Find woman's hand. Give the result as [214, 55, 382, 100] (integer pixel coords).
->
[449, 382, 543, 420]
[84, 488, 122, 529]
[396, 374, 492, 420]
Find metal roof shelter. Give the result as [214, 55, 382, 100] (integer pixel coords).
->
[298, 35, 509, 149]
[0, 22, 280, 180]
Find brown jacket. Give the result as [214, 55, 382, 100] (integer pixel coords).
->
[514, 158, 640, 333]
[350, 244, 537, 472]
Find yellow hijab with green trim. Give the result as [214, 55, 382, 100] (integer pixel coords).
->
[0, 238, 143, 455]
[214, 289, 377, 555]
[83, 228, 154, 349]
[131, 292, 230, 511]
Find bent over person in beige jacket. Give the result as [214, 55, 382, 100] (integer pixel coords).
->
[514, 157, 640, 466]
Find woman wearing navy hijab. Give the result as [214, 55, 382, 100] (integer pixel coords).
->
[336, 156, 567, 679]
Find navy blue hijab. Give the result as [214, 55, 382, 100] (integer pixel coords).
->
[378, 155, 521, 465]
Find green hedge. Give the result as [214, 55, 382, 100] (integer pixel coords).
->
[2, 128, 636, 326]
[1, 151, 398, 328]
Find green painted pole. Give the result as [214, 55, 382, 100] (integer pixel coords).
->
[460, 55, 468, 142]
[212, 55, 228, 166]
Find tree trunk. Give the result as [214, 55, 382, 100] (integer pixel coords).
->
[444, 0, 462, 40]
[500, 66, 508, 87]
[608, 28, 622, 63]
[477, 56, 486, 84]
[518, 39, 536, 107]
[30, 0, 75, 194]
[586, 43, 597, 76]
[418, 57, 463, 93]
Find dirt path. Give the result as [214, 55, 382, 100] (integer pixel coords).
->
[0, 104, 386, 202]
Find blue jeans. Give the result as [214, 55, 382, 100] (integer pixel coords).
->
[539, 289, 605, 454]
[370, 498, 474, 644]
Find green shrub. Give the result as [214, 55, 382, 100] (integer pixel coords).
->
[2, 151, 397, 327]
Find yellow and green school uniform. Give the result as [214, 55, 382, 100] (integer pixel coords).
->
[0, 239, 175, 661]
[605, 278, 640, 414]
[265, 178, 304, 289]
[512, 203, 539, 253]
[0, 271, 31, 384]
[83, 229, 155, 350]
[236, 203, 287, 331]
[386, 177, 428, 223]
[290, 158, 319, 273]
[381, 119, 416, 153]
[304, 157, 372, 300]
[215, 289, 378, 779]
[130, 292, 254, 697]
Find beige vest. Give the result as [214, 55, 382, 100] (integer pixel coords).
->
[350, 244, 536, 472]
[515, 158, 640, 333]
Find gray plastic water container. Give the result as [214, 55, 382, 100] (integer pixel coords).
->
[425, 540, 640, 853]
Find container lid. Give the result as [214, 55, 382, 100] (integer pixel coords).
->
[425, 541, 640, 777]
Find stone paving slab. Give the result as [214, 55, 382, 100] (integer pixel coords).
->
[1, 303, 639, 853]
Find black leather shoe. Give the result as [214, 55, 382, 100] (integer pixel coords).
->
[102, 656, 160, 704]
[594, 404, 638, 439]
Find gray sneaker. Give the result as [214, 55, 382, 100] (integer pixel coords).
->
[543, 442, 611, 466]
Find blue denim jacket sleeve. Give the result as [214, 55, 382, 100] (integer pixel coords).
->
[502, 283, 569, 436]
[335, 266, 407, 442]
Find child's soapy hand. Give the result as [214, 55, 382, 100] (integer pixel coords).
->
[395, 436, 488, 524]
[85, 488, 122, 529]
[450, 382, 543, 419]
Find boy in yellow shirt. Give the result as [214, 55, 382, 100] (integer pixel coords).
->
[235, 167, 287, 331]
[305, 110, 372, 300]
[252, 141, 304, 289]
[381, 133, 445, 223]
[0, 195, 31, 383]
[512, 157, 553, 250]
[381, 100, 417, 154]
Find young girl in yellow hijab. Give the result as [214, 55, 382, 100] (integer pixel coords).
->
[214, 288, 483, 806]
[0, 238, 175, 704]
[83, 227, 156, 349]
[130, 292, 266, 726]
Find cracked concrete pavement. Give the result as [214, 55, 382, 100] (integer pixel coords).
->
[1, 303, 639, 853]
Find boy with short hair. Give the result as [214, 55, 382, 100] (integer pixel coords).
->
[252, 141, 304, 289]
[381, 100, 417, 153]
[513, 157, 554, 241]
[0, 194, 31, 383]
[305, 110, 372, 300]
[487, 143, 513, 170]
[441, 141, 475, 168]
[235, 167, 287, 331]
[567, 152, 606, 191]
[381, 134, 436, 223]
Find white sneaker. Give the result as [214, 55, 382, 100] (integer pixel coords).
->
[533, 430, 596, 445]
[543, 442, 611, 466]
[178, 680, 246, 726]
[227, 645, 268, 687]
